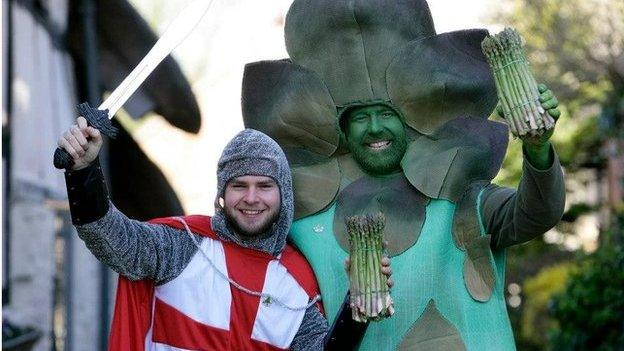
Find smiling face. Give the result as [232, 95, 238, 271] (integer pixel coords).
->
[223, 175, 281, 239]
[345, 104, 408, 176]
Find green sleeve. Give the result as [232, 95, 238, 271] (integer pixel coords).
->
[480, 145, 566, 250]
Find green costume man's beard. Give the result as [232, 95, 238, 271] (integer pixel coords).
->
[347, 132, 408, 176]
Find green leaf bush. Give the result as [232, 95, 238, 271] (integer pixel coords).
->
[549, 246, 624, 350]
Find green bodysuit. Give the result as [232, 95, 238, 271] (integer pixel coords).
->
[238, 1, 567, 348]
[289, 153, 565, 350]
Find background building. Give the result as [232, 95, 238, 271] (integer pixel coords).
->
[3, 1, 200, 349]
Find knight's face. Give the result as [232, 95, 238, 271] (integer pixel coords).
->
[345, 104, 408, 176]
[223, 175, 281, 239]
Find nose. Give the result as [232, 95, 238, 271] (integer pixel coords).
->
[242, 187, 259, 204]
[367, 115, 382, 134]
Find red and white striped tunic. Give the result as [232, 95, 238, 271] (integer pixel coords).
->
[108, 215, 322, 351]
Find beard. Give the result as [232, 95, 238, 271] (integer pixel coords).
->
[224, 206, 280, 239]
[348, 133, 408, 175]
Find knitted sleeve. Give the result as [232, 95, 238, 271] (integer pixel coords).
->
[481, 145, 566, 250]
[76, 203, 202, 285]
[290, 304, 328, 351]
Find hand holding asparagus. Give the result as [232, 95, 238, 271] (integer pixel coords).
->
[482, 28, 557, 137]
[347, 213, 395, 322]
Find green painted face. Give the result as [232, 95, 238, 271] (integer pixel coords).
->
[345, 104, 408, 176]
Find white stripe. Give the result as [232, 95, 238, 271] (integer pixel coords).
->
[144, 296, 156, 351]
[251, 260, 309, 348]
[155, 237, 231, 330]
[147, 342, 194, 351]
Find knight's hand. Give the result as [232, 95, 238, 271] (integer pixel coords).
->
[57, 117, 103, 171]
[380, 256, 394, 290]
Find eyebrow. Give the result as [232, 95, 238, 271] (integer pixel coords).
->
[229, 179, 277, 186]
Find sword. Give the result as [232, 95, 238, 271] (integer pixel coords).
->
[54, 0, 214, 169]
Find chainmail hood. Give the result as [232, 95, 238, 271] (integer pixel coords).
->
[211, 129, 294, 256]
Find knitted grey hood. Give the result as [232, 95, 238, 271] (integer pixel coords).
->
[211, 129, 293, 256]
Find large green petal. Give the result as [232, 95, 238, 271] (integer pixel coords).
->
[387, 30, 498, 135]
[401, 117, 508, 203]
[333, 173, 429, 256]
[292, 158, 341, 220]
[285, 0, 435, 105]
[452, 183, 496, 302]
[463, 235, 495, 302]
[402, 143, 459, 200]
[336, 153, 367, 187]
[397, 299, 467, 350]
[452, 182, 488, 250]
[242, 60, 339, 167]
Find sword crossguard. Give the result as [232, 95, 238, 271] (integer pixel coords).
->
[53, 102, 119, 170]
[76, 103, 119, 138]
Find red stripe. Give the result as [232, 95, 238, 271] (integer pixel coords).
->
[152, 298, 230, 350]
[148, 215, 217, 239]
[108, 277, 154, 351]
[222, 242, 271, 350]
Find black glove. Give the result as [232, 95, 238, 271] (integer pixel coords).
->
[324, 292, 369, 350]
[64, 158, 110, 225]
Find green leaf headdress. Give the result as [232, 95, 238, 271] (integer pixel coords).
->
[242, 0, 509, 300]
[243, 0, 507, 210]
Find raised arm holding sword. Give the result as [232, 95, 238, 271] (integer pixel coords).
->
[55, 1, 391, 349]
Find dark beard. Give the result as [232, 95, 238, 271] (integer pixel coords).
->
[348, 135, 408, 175]
[224, 207, 280, 239]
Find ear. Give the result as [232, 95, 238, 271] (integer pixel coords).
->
[214, 197, 225, 210]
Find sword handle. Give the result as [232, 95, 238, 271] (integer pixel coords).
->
[53, 147, 75, 170]
[53, 103, 119, 170]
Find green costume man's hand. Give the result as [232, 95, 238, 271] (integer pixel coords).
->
[496, 84, 561, 170]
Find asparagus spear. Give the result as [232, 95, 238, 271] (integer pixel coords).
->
[346, 213, 394, 322]
[347, 219, 360, 320]
[485, 38, 525, 134]
[482, 27, 552, 137]
[500, 32, 533, 133]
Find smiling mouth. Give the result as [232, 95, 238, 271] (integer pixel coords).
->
[366, 140, 392, 150]
[239, 209, 264, 216]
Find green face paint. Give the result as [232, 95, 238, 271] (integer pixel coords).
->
[345, 104, 408, 176]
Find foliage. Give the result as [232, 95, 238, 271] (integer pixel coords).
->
[549, 246, 624, 350]
[486, 2, 624, 350]
[489, 0, 623, 187]
[502, 238, 574, 350]
[519, 263, 577, 349]
[490, 0, 622, 106]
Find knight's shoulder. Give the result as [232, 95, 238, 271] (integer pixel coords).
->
[148, 215, 215, 238]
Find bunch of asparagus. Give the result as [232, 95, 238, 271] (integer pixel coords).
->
[482, 27, 555, 137]
[347, 213, 394, 322]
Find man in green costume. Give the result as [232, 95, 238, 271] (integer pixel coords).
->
[240, 0, 565, 349]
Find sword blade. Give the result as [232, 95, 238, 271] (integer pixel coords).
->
[99, 0, 214, 118]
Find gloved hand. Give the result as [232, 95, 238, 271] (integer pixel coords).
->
[496, 83, 561, 169]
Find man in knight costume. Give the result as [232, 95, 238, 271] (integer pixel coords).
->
[58, 124, 329, 349]
[241, 0, 565, 349]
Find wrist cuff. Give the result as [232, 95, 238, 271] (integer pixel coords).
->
[523, 143, 558, 173]
[324, 292, 368, 349]
[64, 159, 110, 225]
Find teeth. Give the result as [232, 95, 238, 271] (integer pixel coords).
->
[242, 210, 262, 215]
[368, 141, 391, 149]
